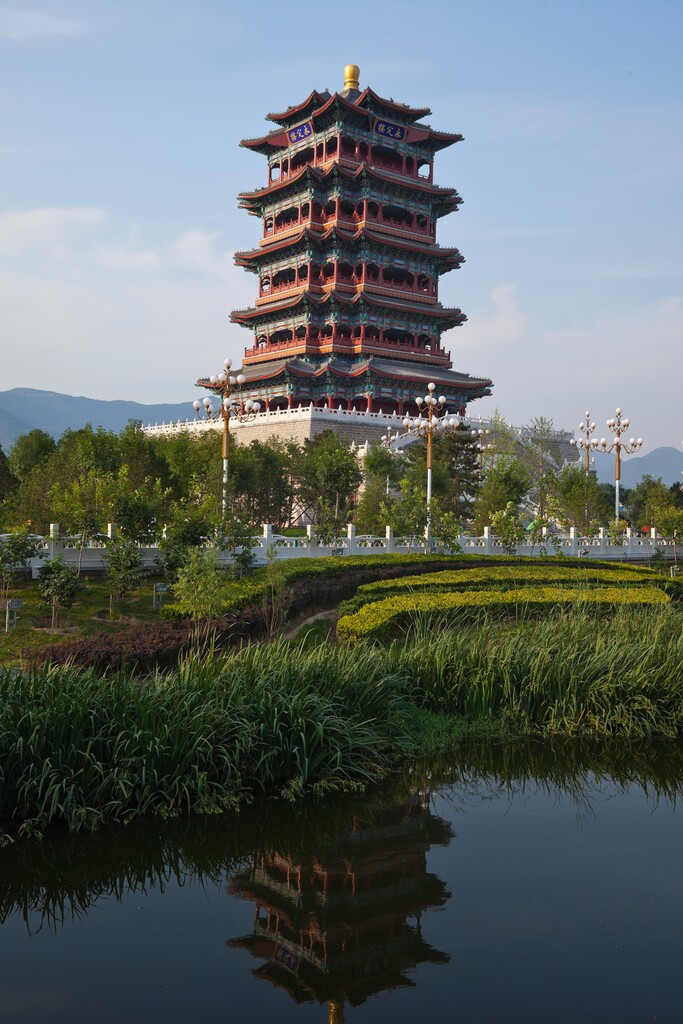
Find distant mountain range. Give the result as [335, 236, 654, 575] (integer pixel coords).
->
[1, 387, 681, 487]
[592, 446, 683, 488]
[0, 388, 192, 450]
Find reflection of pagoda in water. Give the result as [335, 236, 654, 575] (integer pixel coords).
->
[227, 791, 452, 1021]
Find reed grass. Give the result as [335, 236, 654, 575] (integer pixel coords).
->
[1, 604, 681, 838]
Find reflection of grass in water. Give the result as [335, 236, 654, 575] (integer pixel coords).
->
[2, 738, 682, 935]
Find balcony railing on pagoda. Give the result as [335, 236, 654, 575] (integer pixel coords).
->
[243, 327, 450, 365]
[262, 200, 435, 243]
[267, 133, 434, 187]
[257, 263, 438, 304]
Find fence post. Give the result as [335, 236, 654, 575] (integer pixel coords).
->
[385, 525, 395, 553]
[483, 526, 492, 556]
[569, 526, 578, 557]
[346, 523, 357, 555]
[306, 524, 315, 558]
[599, 527, 608, 556]
[107, 523, 117, 540]
[262, 523, 273, 546]
[650, 527, 658, 561]
[48, 523, 60, 563]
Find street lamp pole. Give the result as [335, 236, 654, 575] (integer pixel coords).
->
[193, 358, 261, 517]
[593, 408, 643, 520]
[380, 426, 397, 496]
[403, 382, 461, 533]
[471, 422, 493, 480]
[569, 411, 598, 473]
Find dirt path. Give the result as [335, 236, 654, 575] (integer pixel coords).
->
[279, 607, 339, 642]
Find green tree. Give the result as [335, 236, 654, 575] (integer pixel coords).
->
[472, 459, 531, 534]
[0, 529, 41, 605]
[105, 536, 145, 618]
[380, 482, 429, 548]
[0, 444, 18, 506]
[49, 474, 111, 574]
[624, 475, 672, 529]
[173, 547, 226, 621]
[520, 416, 566, 518]
[38, 557, 84, 628]
[8, 429, 56, 481]
[490, 502, 526, 554]
[555, 465, 611, 534]
[294, 431, 361, 525]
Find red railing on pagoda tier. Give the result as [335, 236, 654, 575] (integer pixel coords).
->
[267, 135, 434, 186]
[256, 268, 438, 304]
[242, 331, 451, 366]
[262, 200, 435, 243]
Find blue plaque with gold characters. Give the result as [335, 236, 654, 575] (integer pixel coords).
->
[287, 121, 313, 145]
[373, 118, 406, 141]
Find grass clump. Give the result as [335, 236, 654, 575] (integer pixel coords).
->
[0, 640, 413, 839]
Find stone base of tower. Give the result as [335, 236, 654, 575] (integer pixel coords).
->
[143, 403, 407, 448]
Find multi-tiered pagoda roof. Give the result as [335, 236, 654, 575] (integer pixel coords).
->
[200, 65, 492, 415]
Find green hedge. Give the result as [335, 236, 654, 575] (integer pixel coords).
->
[338, 565, 661, 618]
[337, 586, 670, 644]
[161, 553, 657, 622]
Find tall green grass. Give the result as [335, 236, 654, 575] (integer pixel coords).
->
[0, 645, 413, 838]
[1, 604, 681, 838]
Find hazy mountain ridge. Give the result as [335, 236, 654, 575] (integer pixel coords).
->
[0, 388, 193, 450]
[593, 446, 683, 487]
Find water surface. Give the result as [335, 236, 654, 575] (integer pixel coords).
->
[1, 741, 681, 1023]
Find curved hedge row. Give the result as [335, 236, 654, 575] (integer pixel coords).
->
[338, 565, 660, 618]
[336, 586, 670, 644]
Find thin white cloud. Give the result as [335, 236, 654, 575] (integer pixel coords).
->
[458, 282, 528, 351]
[0, 7, 83, 40]
[0, 207, 104, 256]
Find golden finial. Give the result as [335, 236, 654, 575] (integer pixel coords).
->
[343, 64, 360, 90]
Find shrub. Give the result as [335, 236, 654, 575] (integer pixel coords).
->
[336, 586, 670, 644]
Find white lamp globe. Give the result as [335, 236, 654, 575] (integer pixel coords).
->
[637, 437, 643, 445]
[237, 374, 246, 384]
[228, 375, 236, 385]
[209, 375, 218, 384]
[427, 382, 436, 392]
[591, 422, 596, 430]
[570, 438, 576, 446]
[224, 358, 232, 369]
[253, 401, 261, 412]
[438, 395, 446, 405]
[203, 397, 212, 408]
[616, 407, 621, 416]
[579, 422, 585, 431]
[403, 417, 410, 429]
[600, 438, 606, 447]
[416, 396, 423, 406]
[623, 418, 630, 427]
[192, 399, 201, 411]
[218, 371, 227, 383]
[629, 438, 635, 446]
[223, 397, 231, 409]
[245, 399, 254, 411]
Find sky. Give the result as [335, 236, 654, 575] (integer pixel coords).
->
[1, 0, 681, 451]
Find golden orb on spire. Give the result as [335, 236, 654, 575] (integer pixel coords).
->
[343, 64, 360, 90]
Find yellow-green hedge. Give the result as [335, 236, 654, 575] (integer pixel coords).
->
[338, 565, 661, 618]
[337, 586, 670, 644]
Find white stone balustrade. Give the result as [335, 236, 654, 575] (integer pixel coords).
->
[25, 523, 682, 576]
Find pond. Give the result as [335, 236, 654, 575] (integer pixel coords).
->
[1, 740, 681, 1023]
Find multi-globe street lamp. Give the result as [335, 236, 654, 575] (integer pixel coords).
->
[569, 411, 598, 473]
[592, 408, 643, 520]
[402, 382, 461, 528]
[471, 423, 493, 480]
[380, 426, 398, 496]
[193, 358, 261, 517]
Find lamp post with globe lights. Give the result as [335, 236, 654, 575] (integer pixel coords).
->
[193, 358, 261, 517]
[471, 423, 493, 480]
[402, 382, 461, 531]
[569, 411, 598, 473]
[593, 408, 643, 520]
[380, 426, 398, 496]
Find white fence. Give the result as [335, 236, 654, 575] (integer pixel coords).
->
[26, 523, 683, 575]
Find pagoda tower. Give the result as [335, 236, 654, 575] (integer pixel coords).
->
[200, 65, 492, 417]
